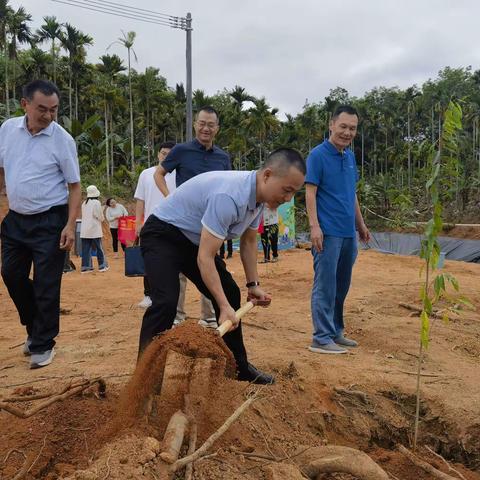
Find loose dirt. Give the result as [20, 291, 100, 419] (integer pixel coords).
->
[1, 214, 479, 478]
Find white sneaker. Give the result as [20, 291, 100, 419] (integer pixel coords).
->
[138, 296, 152, 308]
[198, 318, 218, 329]
[99, 266, 109, 272]
[30, 348, 56, 369]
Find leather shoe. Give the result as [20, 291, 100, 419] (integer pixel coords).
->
[238, 362, 275, 385]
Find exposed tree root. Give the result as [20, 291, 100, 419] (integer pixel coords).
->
[297, 445, 390, 480]
[398, 444, 460, 480]
[171, 392, 260, 473]
[0, 378, 105, 418]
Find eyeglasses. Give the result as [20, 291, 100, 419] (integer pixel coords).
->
[195, 121, 218, 130]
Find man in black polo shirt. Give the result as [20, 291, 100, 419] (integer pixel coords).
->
[154, 106, 230, 190]
[154, 106, 229, 328]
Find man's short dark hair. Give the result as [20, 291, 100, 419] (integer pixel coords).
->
[263, 147, 306, 176]
[105, 198, 113, 207]
[195, 105, 219, 123]
[331, 105, 358, 120]
[22, 79, 60, 101]
[159, 141, 175, 150]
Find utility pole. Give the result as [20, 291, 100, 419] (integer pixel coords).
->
[185, 12, 193, 141]
[51, 0, 194, 144]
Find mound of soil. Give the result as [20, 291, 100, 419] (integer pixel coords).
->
[112, 321, 236, 434]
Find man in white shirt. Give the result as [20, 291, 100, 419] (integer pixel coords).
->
[135, 142, 177, 309]
[135, 142, 217, 323]
[0, 80, 81, 369]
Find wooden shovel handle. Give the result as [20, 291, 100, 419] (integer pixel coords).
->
[216, 301, 255, 337]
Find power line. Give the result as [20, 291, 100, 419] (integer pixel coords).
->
[51, 0, 181, 28]
[67, 0, 183, 24]
[73, 0, 176, 20]
[51, 0, 194, 141]
[51, 0, 186, 29]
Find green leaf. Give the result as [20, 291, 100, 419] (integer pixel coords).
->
[449, 276, 459, 292]
[82, 113, 101, 132]
[420, 311, 430, 349]
[423, 295, 433, 316]
[419, 284, 426, 301]
[433, 274, 445, 299]
[456, 296, 473, 308]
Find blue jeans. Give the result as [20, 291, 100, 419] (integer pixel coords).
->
[81, 238, 107, 271]
[311, 236, 357, 345]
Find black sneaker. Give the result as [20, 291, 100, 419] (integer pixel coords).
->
[238, 363, 275, 385]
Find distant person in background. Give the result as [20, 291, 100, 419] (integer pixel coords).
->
[135, 141, 188, 321]
[105, 197, 128, 258]
[0, 79, 81, 369]
[80, 185, 108, 273]
[219, 239, 233, 259]
[154, 106, 231, 328]
[306, 105, 370, 355]
[260, 206, 279, 263]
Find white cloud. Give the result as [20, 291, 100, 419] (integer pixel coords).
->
[10, 0, 480, 118]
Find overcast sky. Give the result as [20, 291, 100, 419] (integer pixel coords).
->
[10, 0, 480, 117]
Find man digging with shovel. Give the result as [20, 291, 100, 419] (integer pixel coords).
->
[137, 148, 305, 384]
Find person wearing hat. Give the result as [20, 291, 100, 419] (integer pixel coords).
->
[0, 79, 81, 369]
[80, 185, 109, 273]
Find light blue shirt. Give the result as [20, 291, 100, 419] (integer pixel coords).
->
[153, 170, 264, 245]
[0, 116, 80, 214]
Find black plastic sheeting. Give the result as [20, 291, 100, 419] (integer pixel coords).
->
[360, 231, 480, 263]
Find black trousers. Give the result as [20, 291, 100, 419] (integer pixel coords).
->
[138, 216, 249, 374]
[261, 224, 279, 260]
[110, 227, 126, 253]
[219, 239, 233, 258]
[1, 205, 68, 352]
[143, 275, 150, 296]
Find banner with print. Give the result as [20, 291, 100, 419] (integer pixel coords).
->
[276, 198, 296, 249]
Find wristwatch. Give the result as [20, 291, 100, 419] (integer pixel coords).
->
[246, 281, 260, 288]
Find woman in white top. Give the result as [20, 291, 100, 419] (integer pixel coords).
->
[105, 198, 128, 257]
[80, 185, 108, 273]
[260, 206, 279, 263]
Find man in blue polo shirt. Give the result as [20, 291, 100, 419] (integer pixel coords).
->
[153, 106, 229, 327]
[305, 105, 370, 354]
[138, 148, 306, 384]
[0, 80, 81, 369]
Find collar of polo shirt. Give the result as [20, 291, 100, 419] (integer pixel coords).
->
[20, 115, 55, 137]
[193, 137, 215, 152]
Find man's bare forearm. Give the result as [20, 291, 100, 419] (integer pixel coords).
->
[153, 166, 170, 197]
[305, 184, 319, 227]
[355, 196, 365, 228]
[198, 249, 229, 308]
[240, 229, 259, 284]
[67, 182, 81, 226]
[135, 200, 144, 225]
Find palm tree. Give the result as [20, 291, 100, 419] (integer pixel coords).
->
[97, 54, 126, 187]
[20, 46, 49, 80]
[193, 89, 213, 111]
[36, 15, 62, 84]
[135, 67, 168, 166]
[59, 23, 93, 120]
[229, 85, 255, 111]
[243, 97, 280, 166]
[6, 6, 33, 102]
[109, 30, 137, 171]
[173, 83, 186, 141]
[0, 0, 12, 116]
